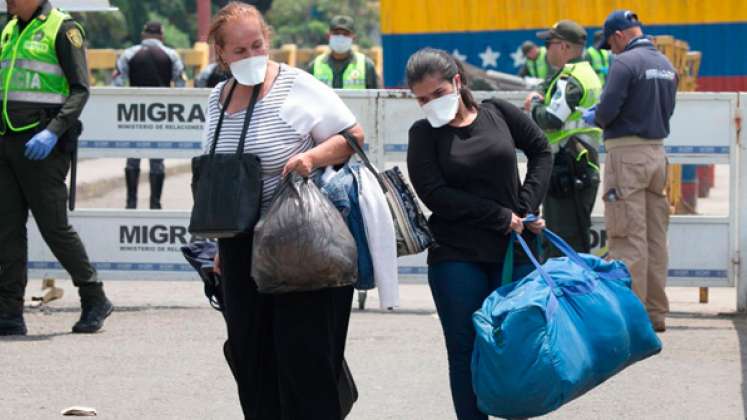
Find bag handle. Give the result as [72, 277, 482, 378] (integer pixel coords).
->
[520, 213, 594, 273]
[208, 79, 263, 157]
[513, 231, 563, 297]
[235, 82, 263, 157]
[209, 80, 237, 156]
[340, 130, 389, 194]
[542, 229, 594, 272]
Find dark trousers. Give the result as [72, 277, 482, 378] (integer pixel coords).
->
[428, 260, 534, 420]
[543, 182, 598, 258]
[0, 132, 97, 315]
[126, 158, 165, 174]
[219, 235, 354, 420]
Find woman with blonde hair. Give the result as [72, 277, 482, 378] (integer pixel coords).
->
[204, 3, 365, 418]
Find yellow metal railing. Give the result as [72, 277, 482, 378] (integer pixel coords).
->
[87, 42, 383, 86]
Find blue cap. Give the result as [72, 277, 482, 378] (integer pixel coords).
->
[598, 10, 642, 49]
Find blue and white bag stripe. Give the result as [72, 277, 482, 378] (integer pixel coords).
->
[471, 221, 662, 418]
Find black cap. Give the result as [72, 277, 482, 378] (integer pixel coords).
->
[537, 20, 587, 45]
[330, 15, 354, 32]
[521, 41, 537, 55]
[598, 10, 642, 49]
[142, 21, 163, 36]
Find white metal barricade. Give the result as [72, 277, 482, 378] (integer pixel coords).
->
[25, 88, 745, 309]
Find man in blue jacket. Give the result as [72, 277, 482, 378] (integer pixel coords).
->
[585, 10, 677, 332]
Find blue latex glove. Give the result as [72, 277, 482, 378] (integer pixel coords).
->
[24, 129, 58, 160]
[582, 106, 597, 126]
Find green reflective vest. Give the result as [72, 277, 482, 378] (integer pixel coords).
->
[312, 51, 367, 89]
[526, 47, 549, 79]
[543, 60, 602, 146]
[586, 47, 610, 84]
[0, 8, 72, 133]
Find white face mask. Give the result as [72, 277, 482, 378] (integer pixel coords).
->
[329, 35, 353, 54]
[421, 81, 460, 128]
[229, 55, 268, 86]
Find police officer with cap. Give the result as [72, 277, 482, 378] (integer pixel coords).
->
[308, 15, 379, 89]
[114, 21, 186, 210]
[585, 30, 611, 84]
[526, 20, 603, 257]
[518, 40, 550, 80]
[584, 10, 677, 332]
[0, 0, 113, 335]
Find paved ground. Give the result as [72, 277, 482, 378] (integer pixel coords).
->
[1, 282, 745, 420]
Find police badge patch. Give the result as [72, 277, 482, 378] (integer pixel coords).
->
[66, 27, 83, 48]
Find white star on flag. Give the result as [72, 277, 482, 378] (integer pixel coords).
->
[479, 46, 500, 68]
[510, 46, 526, 68]
[452, 49, 467, 62]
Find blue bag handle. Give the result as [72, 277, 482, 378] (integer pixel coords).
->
[500, 226, 543, 286]
[534, 218, 628, 281]
[513, 231, 563, 297]
[541, 229, 594, 272]
[507, 214, 590, 295]
[515, 215, 628, 287]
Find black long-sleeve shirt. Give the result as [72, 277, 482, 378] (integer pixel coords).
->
[407, 98, 552, 265]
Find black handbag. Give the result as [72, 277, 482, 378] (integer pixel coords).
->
[189, 80, 263, 238]
[341, 132, 434, 256]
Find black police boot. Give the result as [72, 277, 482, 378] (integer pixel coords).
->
[149, 172, 165, 210]
[125, 167, 140, 209]
[0, 313, 26, 336]
[0, 313, 27, 336]
[72, 284, 113, 334]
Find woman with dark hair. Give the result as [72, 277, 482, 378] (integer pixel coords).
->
[406, 48, 553, 420]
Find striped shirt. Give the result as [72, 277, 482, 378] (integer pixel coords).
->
[203, 64, 357, 212]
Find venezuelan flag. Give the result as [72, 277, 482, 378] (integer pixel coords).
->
[381, 0, 747, 91]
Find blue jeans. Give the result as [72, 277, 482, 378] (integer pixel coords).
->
[428, 260, 534, 420]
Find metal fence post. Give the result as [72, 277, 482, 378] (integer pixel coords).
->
[737, 93, 746, 311]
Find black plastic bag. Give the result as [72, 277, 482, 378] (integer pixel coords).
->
[252, 174, 357, 294]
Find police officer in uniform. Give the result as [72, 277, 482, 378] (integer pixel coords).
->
[526, 20, 603, 257]
[518, 40, 550, 80]
[114, 21, 186, 209]
[308, 15, 379, 89]
[0, 0, 113, 335]
[585, 30, 611, 84]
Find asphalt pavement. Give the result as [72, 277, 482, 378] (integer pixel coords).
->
[1, 282, 745, 420]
